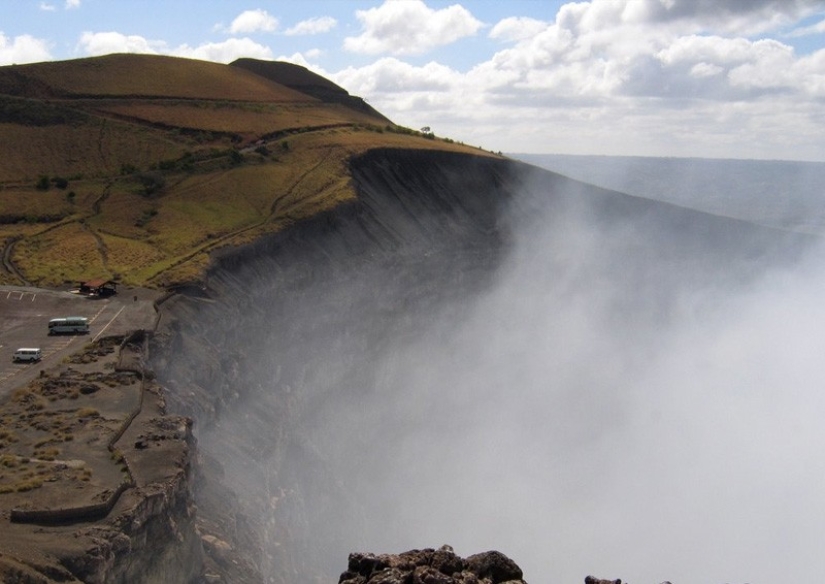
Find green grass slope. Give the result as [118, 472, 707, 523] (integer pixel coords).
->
[0, 53, 496, 289]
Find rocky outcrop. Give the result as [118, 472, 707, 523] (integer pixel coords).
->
[338, 546, 526, 584]
[57, 451, 202, 584]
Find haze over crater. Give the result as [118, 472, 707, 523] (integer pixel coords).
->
[153, 149, 824, 583]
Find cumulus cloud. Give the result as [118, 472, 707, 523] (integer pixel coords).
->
[794, 49, 825, 96]
[0, 32, 52, 65]
[333, 56, 457, 94]
[690, 61, 724, 78]
[174, 38, 274, 63]
[344, 0, 483, 55]
[285, 16, 337, 36]
[726, 39, 797, 90]
[562, 0, 825, 35]
[302, 48, 324, 61]
[77, 31, 166, 56]
[75, 31, 273, 64]
[277, 51, 318, 70]
[489, 17, 549, 43]
[324, 0, 825, 158]
[226, 9, 278, 34]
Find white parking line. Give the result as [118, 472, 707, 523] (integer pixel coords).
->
[88, 304, 109, 324]
[3, 290, 36, 301]
[93, 306, 125, 342]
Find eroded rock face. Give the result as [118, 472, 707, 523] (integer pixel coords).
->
[337, 546, 527, 584]
[153, 149, 816, 582]
[584, 577, 622, 584]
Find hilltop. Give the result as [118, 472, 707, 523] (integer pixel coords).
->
[0, 53, 496, 289]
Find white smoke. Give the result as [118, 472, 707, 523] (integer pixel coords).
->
[191, 162, 825, 584]
[310, 187, 825, 583]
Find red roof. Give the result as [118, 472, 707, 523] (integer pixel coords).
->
[82, 279, 115, 288]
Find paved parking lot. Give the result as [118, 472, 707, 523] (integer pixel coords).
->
[0, 286, 161, 399]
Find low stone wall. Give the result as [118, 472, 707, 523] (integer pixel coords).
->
[10, 481, 131, 524]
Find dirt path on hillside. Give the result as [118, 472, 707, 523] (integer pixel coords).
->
[1, 238, 30, 286]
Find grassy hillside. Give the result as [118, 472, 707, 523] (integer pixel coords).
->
[0, 53, 496, 289]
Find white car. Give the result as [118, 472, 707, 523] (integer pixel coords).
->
[13, 348, 42, 363]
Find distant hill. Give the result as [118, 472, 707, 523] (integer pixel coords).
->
[230, 58, 390, 122]
[512, 153, 825, 235]
[0, 53, 491, 289]
[0, 53, 311, 101]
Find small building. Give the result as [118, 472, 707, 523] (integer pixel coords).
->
[78, 279, 118, 296]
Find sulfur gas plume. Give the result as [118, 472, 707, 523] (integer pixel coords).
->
[155, 152, 825, 583]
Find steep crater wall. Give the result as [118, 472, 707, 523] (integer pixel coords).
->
[151, 149, 816, 583]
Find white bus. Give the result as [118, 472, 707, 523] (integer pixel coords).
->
[48, 316, 90, 335]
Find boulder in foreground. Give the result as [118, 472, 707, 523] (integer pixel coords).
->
[338, 545, 527, 584]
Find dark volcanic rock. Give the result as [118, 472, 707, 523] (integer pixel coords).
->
[465, 550, 523, 581]
[338, 546, 527, 584]
[585, 577, 622, 584]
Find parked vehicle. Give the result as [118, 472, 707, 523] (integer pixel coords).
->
[13, 348, 42, 362]
[48, 316, 90, 335]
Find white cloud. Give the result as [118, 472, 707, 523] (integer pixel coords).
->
[285, 16, 337, 36]
[174, 38, 274, 63]
[787, 17, 825, 37]
[794, 48, 825, 96]
[559, 0, 825, 36]
[303, 48, 324, 60]
[227, 9, 278, 34]
[657, 35, 776, 67]
[726, 39, 797, 90]
[75, 31, 273, 64]
[325, 0, 825, 160]
[344, 0, 483, 56]
[333, 56, 457, 95]
[690, 61, 724, 77]
[0, 32, 52, 65]
[489, 17, 549, 43]
[77, 31, 166, 56]
[39, 2, 56, 11]
[65, 0, 80, 9]
[277, 51, 317, 69]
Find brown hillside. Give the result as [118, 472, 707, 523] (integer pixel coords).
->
[231, 58, 349, 96]
[0, 53, 496, 289]
[0, 53, 313, 101]
[231, 58, 390, 122]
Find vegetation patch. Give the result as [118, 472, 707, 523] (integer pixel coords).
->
[0, 95, 87, 126]
[0, 185, 75, 225]
[13, 221, 107, 285]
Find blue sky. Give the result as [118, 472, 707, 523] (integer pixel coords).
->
[2, 0, 825, 160]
